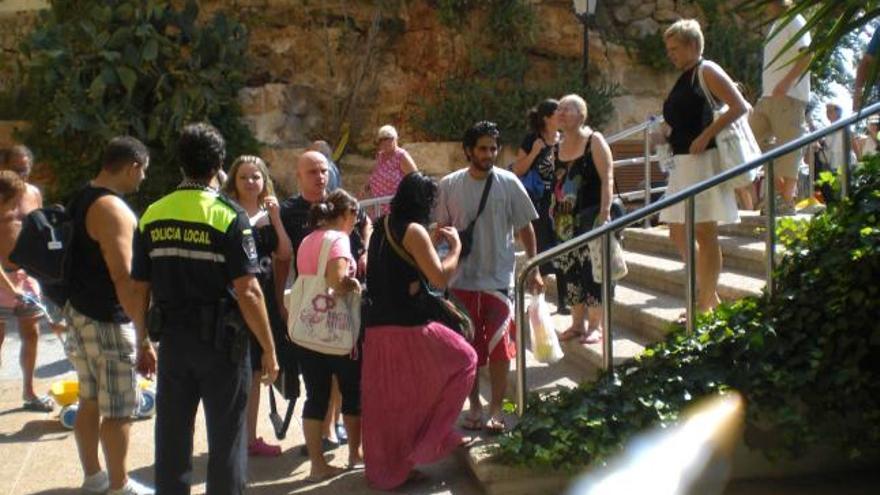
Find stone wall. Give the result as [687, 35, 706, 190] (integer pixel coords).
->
[0, 0, 702, 194]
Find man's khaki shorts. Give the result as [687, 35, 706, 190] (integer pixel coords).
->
[749, 96, 808, 180]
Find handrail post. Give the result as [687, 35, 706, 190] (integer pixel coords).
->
[842, 126, 852, 199]
[684, 197, 696, 334]
[643, 122, 652, 228]
[765, 161, 776, 298]
[515, 274, 527, 417]
[601, 232, 613, 370]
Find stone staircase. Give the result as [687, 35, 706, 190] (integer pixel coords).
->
[545, 210, 770, 374]
[459, 211, 776, 494]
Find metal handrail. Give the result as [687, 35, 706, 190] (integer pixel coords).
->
[360, 194, 393, 218]
[607, 116, 666, 227]
[513, 101, 880, 416]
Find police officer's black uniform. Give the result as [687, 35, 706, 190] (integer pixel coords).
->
[132, 182, 259, 495]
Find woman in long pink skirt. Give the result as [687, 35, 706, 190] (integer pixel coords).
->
[362, 172, 477, 490]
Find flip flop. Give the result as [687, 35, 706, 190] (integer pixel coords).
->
[22, 395, 54, 412]
[406, 469, 429, 483]
[459, 435, 478, 448]
[675, 312, 688, 327]
[557, 327, 585, 342]
[579, 329, 602, 345]
[305, 466, 345, 483]
[485, 415, 506, 434]
[461, 412, 483, 431]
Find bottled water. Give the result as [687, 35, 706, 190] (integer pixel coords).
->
[436, 240, 450, 260]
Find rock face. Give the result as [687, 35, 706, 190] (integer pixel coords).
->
[0, 0, 708, 193]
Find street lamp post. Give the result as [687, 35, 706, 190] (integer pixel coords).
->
[573, 0, 598, 87]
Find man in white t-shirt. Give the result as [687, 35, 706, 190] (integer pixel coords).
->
[749, 0, 811, 213]
[435, 121, 542, 434]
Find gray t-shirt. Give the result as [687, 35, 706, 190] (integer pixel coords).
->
[435, 167, 538, 291]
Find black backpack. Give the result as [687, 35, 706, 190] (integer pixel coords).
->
[9, 205, 73, 306]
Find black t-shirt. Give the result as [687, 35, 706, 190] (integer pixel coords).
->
[519, 132, 557, 189]
[278, 195, 313, 255]
[131, 188, 259, 311]
[279, 194, 369, 268]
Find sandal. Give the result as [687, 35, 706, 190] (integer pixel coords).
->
[675, 312, 688, 327]
[335, 422, 348, 443]
[406, 469, 429, 483]
[305, 465, 345, 483]
[579, 329, 601, 345]
[22, 395, 54, 412]
[248, 437, 282, 457]
[459, 435, 477, 448]
[485, 415, 506, 434]
[557, 327, 585, 342]
[461, 412, 483, 431]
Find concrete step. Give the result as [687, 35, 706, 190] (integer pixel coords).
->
[717, 210, 816, 238]
[624, 226, 768, 275]
[623, 250, 766, 302]
[515, 259, 687, 342]
[611, 282, 685, 341]
[529, 302, 652, 371]
[717, 210, 768, 238]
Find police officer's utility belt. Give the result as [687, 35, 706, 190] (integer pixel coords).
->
[147, 300, 249, 364]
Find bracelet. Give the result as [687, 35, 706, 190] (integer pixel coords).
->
[140, 337, 153, 349]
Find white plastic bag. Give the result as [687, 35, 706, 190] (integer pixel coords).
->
[528, 293, 564, 364]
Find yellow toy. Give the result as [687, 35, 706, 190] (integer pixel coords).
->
[50, 377, 156, 430]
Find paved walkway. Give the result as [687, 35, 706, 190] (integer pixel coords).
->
[0, 323, 481, 495]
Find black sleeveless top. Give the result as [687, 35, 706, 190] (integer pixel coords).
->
[68, 184, 129, 323]
[662, 61, 717, 155]
[251, 222, 286, 337]
[551, 135, 603, 240]
[364, 217, 431, 328]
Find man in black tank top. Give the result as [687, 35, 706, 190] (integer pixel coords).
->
[64, 137, 155, 494]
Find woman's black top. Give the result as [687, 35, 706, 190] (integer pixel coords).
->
[519, 132, 557, 191]
[251, 222, 287, 338]
[663, 61, 717, 155]
[364, 217, 431, 328]
[68, 184, 129, 323]
[551, 134, 603, 241]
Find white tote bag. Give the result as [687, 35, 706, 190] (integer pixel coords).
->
[587, 210, 628, 283]
[697, 61, 760, 189]
[287, 235, 360, 356]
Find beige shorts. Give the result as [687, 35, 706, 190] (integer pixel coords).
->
[749, 96, 807, 179]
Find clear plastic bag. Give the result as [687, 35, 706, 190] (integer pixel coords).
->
[528, 293, 564, 364]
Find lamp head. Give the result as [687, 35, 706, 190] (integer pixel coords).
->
[573, 0, 597, 15]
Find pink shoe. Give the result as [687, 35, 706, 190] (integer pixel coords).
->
[248, 437, 282, 457]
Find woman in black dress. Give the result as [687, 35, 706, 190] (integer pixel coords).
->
[552, 94, 616, 345]
[224, 155, 294, 457]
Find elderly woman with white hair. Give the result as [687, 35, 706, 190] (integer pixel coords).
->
[659, 19, 742, 322]
[364, 125, 417, 212]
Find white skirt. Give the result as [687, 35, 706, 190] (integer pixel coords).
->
[658, 149, 739, 225]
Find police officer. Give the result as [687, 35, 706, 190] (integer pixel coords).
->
[131, 123, 279, 495]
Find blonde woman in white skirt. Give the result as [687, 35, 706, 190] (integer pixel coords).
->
[659, 19, 744, 321]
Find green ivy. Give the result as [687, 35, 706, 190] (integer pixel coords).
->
[496, 155, 880, 471]
[420, 1, 620, 146]
[626, 0, 763, 101]
[7, 0, 259, 210]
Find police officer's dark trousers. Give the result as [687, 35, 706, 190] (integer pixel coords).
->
[155, 329, 251, 495]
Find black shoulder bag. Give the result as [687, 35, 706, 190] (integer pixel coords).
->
[458, 172, 494, 258]
[383, 216, 475, 341]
